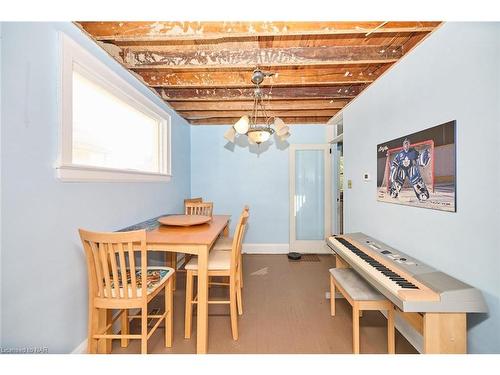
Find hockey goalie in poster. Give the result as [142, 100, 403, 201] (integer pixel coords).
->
[377, 121, 456, 212]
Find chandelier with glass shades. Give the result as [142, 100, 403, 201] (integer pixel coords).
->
[224, 69, 290, 146]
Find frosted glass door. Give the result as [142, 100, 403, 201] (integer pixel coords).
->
[290, 145, 331, 253]
[295, 150, 325, 240]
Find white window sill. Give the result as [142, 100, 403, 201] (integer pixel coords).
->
[56, 164, 172, 183]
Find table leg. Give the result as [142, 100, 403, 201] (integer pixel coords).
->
[196, 246, 209, 354]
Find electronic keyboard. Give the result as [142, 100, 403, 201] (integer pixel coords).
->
[327, 233, 487, 313]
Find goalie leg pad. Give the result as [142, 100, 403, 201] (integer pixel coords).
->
[409, 166, 430, 201]
[389, 167, 406, 198]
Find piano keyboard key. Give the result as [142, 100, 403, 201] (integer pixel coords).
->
[334, 237, 418, 290]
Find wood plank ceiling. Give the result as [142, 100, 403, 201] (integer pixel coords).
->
[76, 22, 441, 125]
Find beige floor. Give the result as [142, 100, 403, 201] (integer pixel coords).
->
[112, 254, 417, 354]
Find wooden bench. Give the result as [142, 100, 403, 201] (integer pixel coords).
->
[329, 268, 395, 354]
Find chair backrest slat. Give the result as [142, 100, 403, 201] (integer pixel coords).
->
[185, 202, 213, 217]
[79, 229, 147, 301]
[88, 241, 105, 297]
[117, 243, 129, 299]
[98, 243, 113, 298]
[108, 243, 121, 298]
[127, 241, 137, 298]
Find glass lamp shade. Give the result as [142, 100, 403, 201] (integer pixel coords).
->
[234, 115, 250, 134]
[278, 131, 291, 141]
[247, 129, 272, 144]
[276, 125, 289, 136]
[274, 117, 286, 132]
[224, 126, 237, 143]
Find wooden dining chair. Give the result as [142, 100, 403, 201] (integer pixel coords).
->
[79, 229, 175, 354]
[170, 199, 212, 290]
[213, 205, 249, 289]
[184, 201, 214, 217]
[184, 210, 249, 341]
[184, 197, 203, 207]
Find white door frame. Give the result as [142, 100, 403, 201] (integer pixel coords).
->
[289, 144, 332, 253]
[331, 142, 343, 235]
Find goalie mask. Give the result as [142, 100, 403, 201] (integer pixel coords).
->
[403, 138, 410, 152]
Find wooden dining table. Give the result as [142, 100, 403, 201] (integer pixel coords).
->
[116, 214, 231, 354]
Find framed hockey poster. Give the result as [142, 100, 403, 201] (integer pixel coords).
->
[377, 121, 456, 212]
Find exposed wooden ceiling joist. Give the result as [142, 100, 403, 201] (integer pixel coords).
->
[120, 45, 402, 69]
[157, 85, 365, 101]
[190, 116, 333, 125]
[168, 99, 351, 111]
[78, 22, 440, 43]
[179, 109, 340, 120]
[135, 65, 386, 88]
[76, 21, 441, 125]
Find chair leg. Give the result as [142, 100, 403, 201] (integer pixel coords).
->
[330, 275, 336, 316]
[97, 309, 112, 353]
[236, 276, 243, 315]
[88, 306, 99, 354]
[141, 304, 148, 354]
[387, 306, 395, 354]
[184, 270, 194, 339]
[352, 304, 360, 354]
[165, 278, 173, 347]
[229, 275, 239, 340]
[121, 309, 129, 348]
[170, 253, 177, 291]
[239, 253, 243, 289]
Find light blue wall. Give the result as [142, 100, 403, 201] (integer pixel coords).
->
[0, 22, 191, 352]
[191, 125, 327, 244]
[342, 22, 500, 353]
[0, 22, 3, 347]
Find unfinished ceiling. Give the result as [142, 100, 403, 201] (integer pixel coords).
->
[76, 22, 441, 125]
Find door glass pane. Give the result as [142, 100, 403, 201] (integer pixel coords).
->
[295, 149, 325, 240]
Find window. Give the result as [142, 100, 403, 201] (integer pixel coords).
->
[57, 34, 171, 182]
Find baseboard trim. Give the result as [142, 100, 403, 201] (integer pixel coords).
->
[72, 338, 87, 354]
[242, 243, 289, 254]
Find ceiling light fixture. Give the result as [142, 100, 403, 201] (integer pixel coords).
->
[224, 69, 290, 146]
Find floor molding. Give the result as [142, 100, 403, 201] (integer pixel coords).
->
[242, 243, 289, 254]
[71, 338, 87, 354]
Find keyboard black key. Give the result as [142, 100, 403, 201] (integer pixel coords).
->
[336, 237, 420, 290]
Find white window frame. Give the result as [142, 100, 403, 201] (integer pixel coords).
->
[57, 33, 172, 182]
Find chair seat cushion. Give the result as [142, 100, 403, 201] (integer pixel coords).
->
[213, 236, 233, 251]
[104, 267, 174, 298]
[329, 268, 386, 301]
[185, 250, 231, 271]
